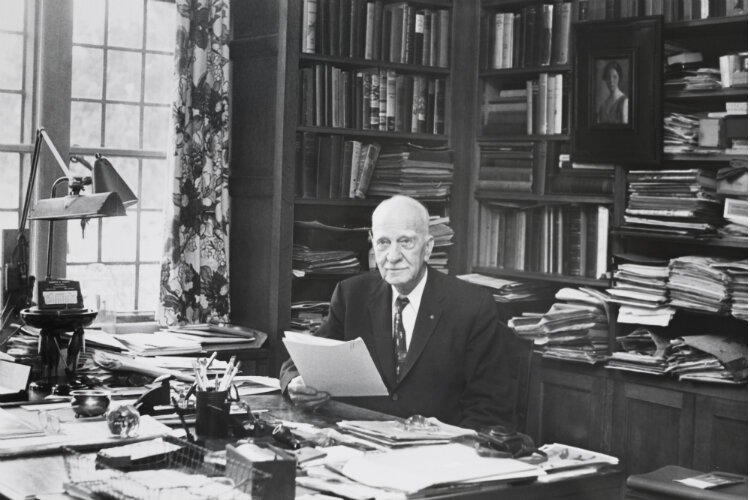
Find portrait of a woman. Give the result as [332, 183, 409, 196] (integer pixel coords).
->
[596, 60, 629, 125]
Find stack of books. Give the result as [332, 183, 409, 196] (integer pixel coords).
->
[549, 154, 614, 195]
[609, 259, 675, 327]
[623, 169, 722, 237]
[508, 287, 609, 365]
[292, 244, 362, 275]
[481, 89, 529, 136]
[606, 327, 670, 376]
[367, 143, 453, 199]
[667, 256, 732, 314]
[476, 141, 534, 192]
[663, 112, 699, 154]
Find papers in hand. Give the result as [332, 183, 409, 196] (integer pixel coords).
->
[282, 331, 388, 397]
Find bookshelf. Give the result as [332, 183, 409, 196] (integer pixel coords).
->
[524, 10, 748, 475]
[228, 0, 470, 375]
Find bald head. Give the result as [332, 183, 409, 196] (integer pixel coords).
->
[370, 196, 433, 295]
[372, 195, 430, 236]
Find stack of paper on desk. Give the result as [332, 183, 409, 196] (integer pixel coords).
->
[282, 331, 388, 396]
[337, 419, 474, 448]
[339, 443, 540, 494]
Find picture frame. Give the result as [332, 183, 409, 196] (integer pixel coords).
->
[571, 17, 662, 164]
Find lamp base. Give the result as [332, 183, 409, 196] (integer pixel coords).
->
[21, 308, 97, 386]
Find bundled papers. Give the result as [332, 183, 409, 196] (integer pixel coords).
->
[508, 287, 609, 364]
[609, 259, 676, 327]
[290, 301, 329, 333]
[456, 274, 554, 303]
[293, 245, 361, 275]
[606, 328, 671, 376]
[663, 112, 699, 154]
[711, 260, 748, 321]
[667, 256, 732, 314]
[666, 335, 747, 384]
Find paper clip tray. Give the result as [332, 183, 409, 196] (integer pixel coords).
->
[62, 435, 271, 500]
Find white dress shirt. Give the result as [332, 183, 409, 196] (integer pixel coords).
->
[391, 271, 428, 350]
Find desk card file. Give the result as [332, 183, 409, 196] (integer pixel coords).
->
[282, 331, 388, 397]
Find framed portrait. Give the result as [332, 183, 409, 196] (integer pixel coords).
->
[571, 18, 662, 164]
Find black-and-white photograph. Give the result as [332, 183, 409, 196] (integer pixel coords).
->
[0, 1, 746, 499]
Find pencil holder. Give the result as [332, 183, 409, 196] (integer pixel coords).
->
[195, 389, 230, 438]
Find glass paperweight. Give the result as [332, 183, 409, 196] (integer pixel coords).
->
[107, 405, 140, 438]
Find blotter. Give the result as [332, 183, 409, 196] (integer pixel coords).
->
[282, 331, 388, 396]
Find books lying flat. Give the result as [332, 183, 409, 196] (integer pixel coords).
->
[282, 331, 387, 396]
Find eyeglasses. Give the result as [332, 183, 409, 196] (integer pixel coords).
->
[369, 232, 419, 252]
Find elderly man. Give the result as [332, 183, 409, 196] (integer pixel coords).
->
[279, 195, 513, 429]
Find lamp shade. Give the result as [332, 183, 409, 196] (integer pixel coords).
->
[28, 192, 127, 221]
[92, 156, 138, 207]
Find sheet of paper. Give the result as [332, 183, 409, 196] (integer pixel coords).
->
[340, 443, 540, 493]
[0, 360, 31, 394]
[0, 414, 172, 457]
[282, 331, 388, 397]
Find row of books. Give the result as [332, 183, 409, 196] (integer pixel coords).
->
[481, 2, 572, 70]
[295, 134, 381, 199]
[476, 204, 609, 279]
[301, 0, 450, 67]
[508, 287, 610, 365]
[623, 169, 723, 238]
[480, 73, 567, 136]
[577, 0, 745, 23]
[476, 141, 538, 193]
[300, 64, 446, 134]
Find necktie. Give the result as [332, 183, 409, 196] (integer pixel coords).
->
[394, 296, 410, 378]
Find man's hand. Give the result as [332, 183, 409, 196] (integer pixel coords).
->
[287, 376, 330, 411]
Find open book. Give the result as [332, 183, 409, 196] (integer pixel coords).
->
[282, 331, 388, 397]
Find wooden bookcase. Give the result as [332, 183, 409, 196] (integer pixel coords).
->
[227, 0, 747, 474]
[228, 0, 476, 375]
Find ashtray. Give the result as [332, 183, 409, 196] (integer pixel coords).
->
[71, 389, 111, 418]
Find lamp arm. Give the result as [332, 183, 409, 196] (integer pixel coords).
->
[45, 177, 71, 280]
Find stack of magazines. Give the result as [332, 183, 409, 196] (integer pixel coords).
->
[663, 112, 699, 154]
[667, 256, 732, 314]
[292, 244, 361, 275]
[508, 287, 609, 365]
[623, 169, 722, 237]
[366, 143, 454, 200]
[706, 259, 748, 321]
[606, 327, 670, 376]
[609, 259, 675, 327]
[666, 335, 747, 384]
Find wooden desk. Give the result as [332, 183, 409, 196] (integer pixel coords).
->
[0, 395, 625, 500]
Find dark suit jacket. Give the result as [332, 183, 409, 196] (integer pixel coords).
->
[279, 267, 514, 429]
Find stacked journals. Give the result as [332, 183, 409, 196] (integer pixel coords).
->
[290, 301, 330, 333]
[301, 1, 451, 68]
[607, 328, 670, 376]
[293, 245, 362, 275]
[663, 112, 699, 154]
[367, 143, 453, 199]
[711, 260, 748, 321]
[299, 64, 447, 134]
[609, 259, 675, 327]
[623, 169, 722, 237]
[667, 256, 733, 314]
[665, 335, 747, 384]
[480, 2, 573, 70]
[508, 287, 609, 365]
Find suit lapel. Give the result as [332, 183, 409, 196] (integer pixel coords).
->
[398, 269, 443, 384]
[368, 280, 396, 389]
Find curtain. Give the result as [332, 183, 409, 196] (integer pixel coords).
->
[159, 0, 231, 326]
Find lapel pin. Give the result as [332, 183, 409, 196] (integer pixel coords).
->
[430, 314, 434, 320]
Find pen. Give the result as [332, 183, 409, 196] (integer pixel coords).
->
[171, 396, 194, 443]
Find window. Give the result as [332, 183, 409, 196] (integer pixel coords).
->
[1, 0, 175, 315]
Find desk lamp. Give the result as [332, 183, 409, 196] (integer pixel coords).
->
[15, 128, 137, 392]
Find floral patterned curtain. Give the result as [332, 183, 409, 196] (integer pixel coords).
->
[159, 0, 231, 325]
